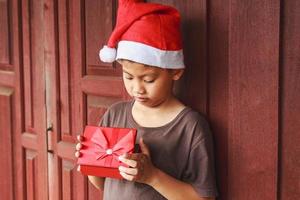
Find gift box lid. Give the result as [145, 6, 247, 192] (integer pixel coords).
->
[77, 126, 137, 168]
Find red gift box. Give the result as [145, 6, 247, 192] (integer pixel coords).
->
[77, 126, 137, 179]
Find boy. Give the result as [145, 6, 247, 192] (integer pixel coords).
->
[75, 0, 218, 199]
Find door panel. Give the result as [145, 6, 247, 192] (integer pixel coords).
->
[0, 3, 16, 196]
[0, 87, 14, 200]
[0, 0, 49, 199]
[20, 0, 48, 199]
[45, 0, 126, 199]
[0, 0, 10, 65]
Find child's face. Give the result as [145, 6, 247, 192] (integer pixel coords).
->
[119, 60, 183, 107]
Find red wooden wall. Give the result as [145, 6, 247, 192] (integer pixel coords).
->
[0, 0, 299, 200]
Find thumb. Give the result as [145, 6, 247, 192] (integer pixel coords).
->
[139, 138, 150, 157]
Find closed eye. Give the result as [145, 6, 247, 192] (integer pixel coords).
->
[124, 76, 133, 80]
[144, 79, 155, 83]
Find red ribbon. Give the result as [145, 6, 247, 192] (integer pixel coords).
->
[91, 128, 134, 164]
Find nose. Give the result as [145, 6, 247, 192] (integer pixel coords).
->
[133, 80, 145, 95]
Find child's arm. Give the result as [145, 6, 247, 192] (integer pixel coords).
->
[87, 176, 105, 190]
[118, 138, 215, 200]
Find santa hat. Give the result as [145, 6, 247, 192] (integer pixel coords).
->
[99, 0, 185, 69]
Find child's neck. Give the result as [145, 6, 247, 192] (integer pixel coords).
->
[132, 96, 186, 127]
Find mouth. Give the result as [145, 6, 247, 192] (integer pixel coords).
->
[134, 96, 148, 102]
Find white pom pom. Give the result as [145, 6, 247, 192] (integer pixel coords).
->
[99, 45, 117, 63]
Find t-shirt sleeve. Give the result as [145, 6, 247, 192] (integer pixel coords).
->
[182, 119, 218, 197]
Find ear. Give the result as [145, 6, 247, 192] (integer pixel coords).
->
[171, 69, 184, 80]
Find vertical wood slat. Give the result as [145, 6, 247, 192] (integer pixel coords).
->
[62, 160, 74, 200]
[0, 0, 10, 64]
[279, 0, 300, 199]
[21, 0, 34, 130]
[183, 0, 208, 113]
[31, 0, 46, 137]
[19, 0, 49, 199]
[44, 0, 62, 200]
[11, 0, 25, 199]
[26, 151, 37, 200]
[85, 0, 113, 68]
[208, 0, 229, 199]
[0, 87, 14, 200]
[228, 0, 280, 199]
[69, 0, 87, 199]
[27, 1, 49, 200]
[58, 0, 72, 137]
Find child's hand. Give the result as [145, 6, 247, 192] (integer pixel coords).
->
[75, 135, 84, 171]
[118, 138, 158, 185]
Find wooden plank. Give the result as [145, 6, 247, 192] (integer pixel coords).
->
[25, 150, 37, 200]
[208, 0, 229, 199]
[81, 75, 123, 97]
[44, 1, 63, 200]
[182, 0, 208, 113]
[0, 0, 11, 64]
[0, 87, 14, 200]
[22, 1, 49, 200]
[228, 0, 280, 199]
[279, 0, 300, 199]
[21, 0, 34, 130]
[85, 0, 119, 74]
[62, 160, 75, 200]
[58, 0, 72, 139]
[68, 2, 87, 199]
[11, 0, 25, 199]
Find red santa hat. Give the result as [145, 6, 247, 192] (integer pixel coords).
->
[99, 0, 185, 69]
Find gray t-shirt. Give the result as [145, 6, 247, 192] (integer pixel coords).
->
[99, 101, 218, 199]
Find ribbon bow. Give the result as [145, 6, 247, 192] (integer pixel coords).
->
[91, 128, 134, 162]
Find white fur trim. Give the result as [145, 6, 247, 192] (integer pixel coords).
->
[116, 41, 185, 69]
[99, 45, 117, 63]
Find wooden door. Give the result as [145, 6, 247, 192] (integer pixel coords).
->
[44, 0, 128, 199]
[0, 0, 127, 199]
[0, 0, 49, 199]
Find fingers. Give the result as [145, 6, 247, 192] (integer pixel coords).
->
[119, 171, 135, 181]
[119, 155, 138, 168]
[75, 135, 84, 158]
[119, 164, 144, 181]
[76, 143, 82, 151]
[77, 135, 84, 142]
[75, 151, 81, 158]
[119, 166, 138, 175]
[118, 153, 150, 182]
